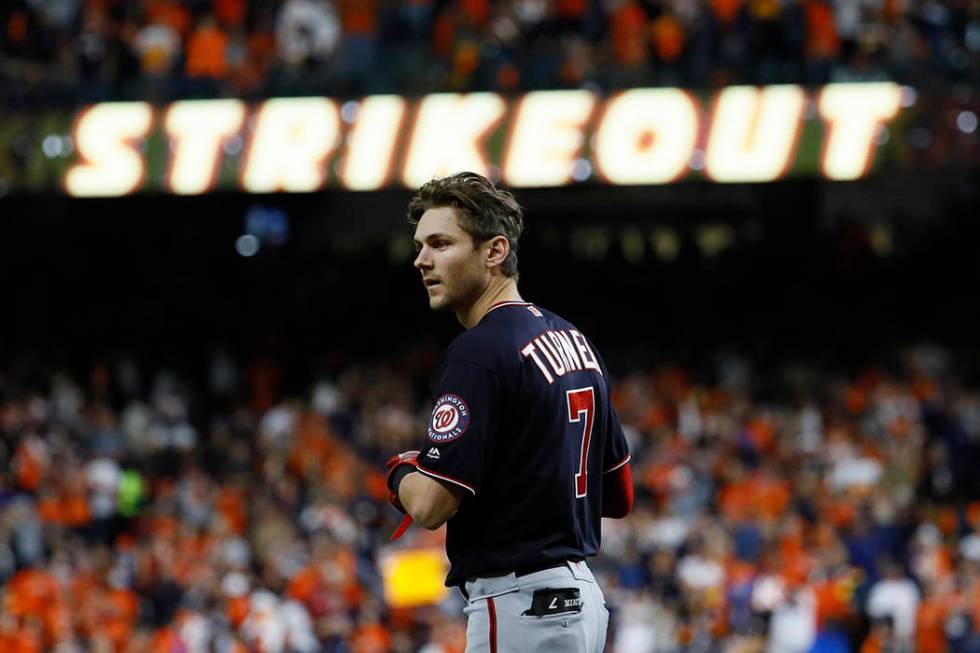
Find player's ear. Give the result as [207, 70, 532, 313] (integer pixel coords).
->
[485, 235, 510, 270]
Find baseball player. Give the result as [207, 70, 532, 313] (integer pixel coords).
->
[385, 172, 634, 652]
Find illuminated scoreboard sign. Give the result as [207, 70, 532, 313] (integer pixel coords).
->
[62, 83, 904, 197]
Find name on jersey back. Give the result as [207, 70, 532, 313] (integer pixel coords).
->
[520, 329, 602, 384]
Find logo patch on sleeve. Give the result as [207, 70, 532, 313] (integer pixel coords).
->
[428, 394, 470, 443]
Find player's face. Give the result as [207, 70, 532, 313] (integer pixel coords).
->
[413, 207, 489, 313]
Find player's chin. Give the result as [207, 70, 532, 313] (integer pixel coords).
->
[428, 294, 450, 311]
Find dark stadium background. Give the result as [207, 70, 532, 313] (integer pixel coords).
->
[3, 169, 977, 387]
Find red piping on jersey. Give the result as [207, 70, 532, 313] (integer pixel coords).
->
[488, 596, 498, 653]
[485, 301, 533, 315]
[602, 461, 634, 518]
[416, 464, 477, 495]
[604, 454, 632, 474]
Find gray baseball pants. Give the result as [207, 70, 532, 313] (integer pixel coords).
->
[461, 560, 609, 652]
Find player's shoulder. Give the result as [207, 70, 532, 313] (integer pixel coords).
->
[442, 301, 553, 365]
[479, 301, 575, 340]
[442, 314, 512, 364]
[485, 301, 582, 335]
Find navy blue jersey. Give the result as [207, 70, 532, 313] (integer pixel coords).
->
[414, 301, 631, 587]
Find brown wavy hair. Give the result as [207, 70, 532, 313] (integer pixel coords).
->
[407, 172, 524, 278]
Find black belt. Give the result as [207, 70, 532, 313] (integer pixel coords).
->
[516, 558, 584, 577]
[471, 558, 585, 581]
[460, 558, 585, 599]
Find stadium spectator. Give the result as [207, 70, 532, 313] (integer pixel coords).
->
[1, 0, 978, 105]
[866, 559, 921, 646]
[275, 0, 340, 67]
[2, 341, 980, 650]
[185, 15, 230, 80]
[134, 14, 181, 78]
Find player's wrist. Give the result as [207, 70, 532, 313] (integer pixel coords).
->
[384, 450, 420, 513]
[388, 463, 415, 495]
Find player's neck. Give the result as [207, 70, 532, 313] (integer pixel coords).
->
[457, 276, 522, 329]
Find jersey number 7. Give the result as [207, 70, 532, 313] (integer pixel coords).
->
[566, 386, 595, 498]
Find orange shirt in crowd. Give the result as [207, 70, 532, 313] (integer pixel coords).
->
[966, 501, 980, 530]
[86, 586, 140, 649]
[232, 29, 276, 92]
[452, 39, 480, 81]
[5, 11, 29, 48]
[845, 385, 868, 413]
[718, 470, 791, 522]
[916, 593, 954, 653]
[150, 627, 183, 653]
[288, 410, 337, 477]
[778, 530, 813, 585]
[881, 0, 907, 22]
[936, 506, 958, 537]
[213, 0, 246, 27]
[651, 14, 685, 62]
[186, 21, 229, 78]
[0, 624, 42, 653]
[287, 566, 322, 606]
[814, 574, 856, 628]
[145, 0, 191, 36]
[557, 0, 588, 20]
[711, 0, 743, 27]
[6, 570, 57, 619]
[821, 495, 858, 528]
[13, 439, 47, 492]
[560, 56, 584, 86]
[643, 461, 678, 503]
[641, 402, 674, 431]
[459, 0, 489, 27]
[352, 622, 391, 653]
[37, 493, 90, 528]
[323, 451, 360, 500]
[341, 0, 378, 35]
[496, 62, 520, 90]
[226, 596, 250, 628]
[718, 479, 753, 521]
[63, 494, 91, 527]
[4, 570, 69, 648]
[750, 473, 791, 520]
[216, 486, 248, 534]
[748, 0, 781, 20]
[744, 417, 776, 454]
[861, 631, 885, 653]
[247, 359, 282, 414]
[432, 11, 456, 60]
[610, 1, 649, 67]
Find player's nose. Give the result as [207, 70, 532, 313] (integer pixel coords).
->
[413, 247, 431, 270]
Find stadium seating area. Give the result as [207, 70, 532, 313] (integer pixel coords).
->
[3, 2, 979, 652]
[2, 344, 979, 652]
[1, 0, 978, 106]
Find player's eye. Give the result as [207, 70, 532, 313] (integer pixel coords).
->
[435, 240, 449, 249]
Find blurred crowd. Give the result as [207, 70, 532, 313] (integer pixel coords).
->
[2, 342, 980, 652]
[1, 0, 979, 107]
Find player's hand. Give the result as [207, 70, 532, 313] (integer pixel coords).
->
[385, 450, 420, 513]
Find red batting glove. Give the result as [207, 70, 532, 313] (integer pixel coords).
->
[385, 450, 420, 541]
[385, 450, 420, 514]
[391, 515, 413, 542]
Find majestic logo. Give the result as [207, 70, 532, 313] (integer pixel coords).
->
[428, 394, 470, 443]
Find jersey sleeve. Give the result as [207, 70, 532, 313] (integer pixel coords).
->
[415, 359, 499, 497]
